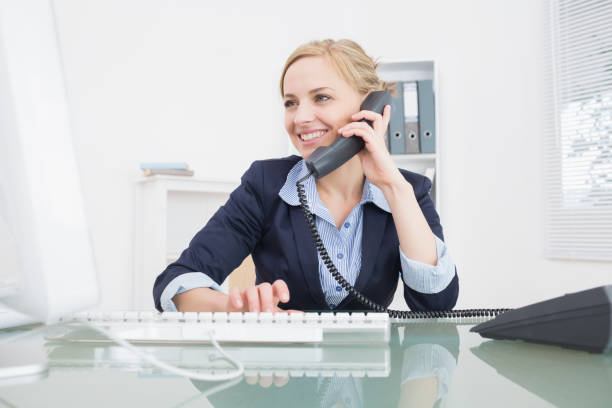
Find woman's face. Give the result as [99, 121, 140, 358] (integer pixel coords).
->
[283, 56, 363, 158]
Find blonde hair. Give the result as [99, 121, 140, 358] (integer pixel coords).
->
[279, 39, 395, 96]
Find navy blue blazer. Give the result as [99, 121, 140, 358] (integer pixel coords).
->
[153, 155, 458, 312]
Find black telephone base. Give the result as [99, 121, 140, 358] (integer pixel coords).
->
[471, 285, 612, 353]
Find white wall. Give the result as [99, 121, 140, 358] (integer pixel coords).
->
[52, 0, 611, 311]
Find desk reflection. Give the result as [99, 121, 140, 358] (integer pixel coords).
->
[472, 340, 612, 408]
[187, 323, 459, 408]
[40, 322, 460, 408]
[0, 322, 464, 408]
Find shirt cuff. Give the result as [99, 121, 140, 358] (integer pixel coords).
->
[400, 343, 457, 400]
[159, 272, 225, 312]
[399, 236, 455, 294]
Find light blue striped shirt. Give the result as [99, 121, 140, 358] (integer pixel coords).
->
[160, 160, 455, 311]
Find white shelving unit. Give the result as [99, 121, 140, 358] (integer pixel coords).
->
[132, 175, 238, 310]
[377, 60, 440, 209]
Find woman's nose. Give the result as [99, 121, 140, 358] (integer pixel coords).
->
[294, 103, 315, 124]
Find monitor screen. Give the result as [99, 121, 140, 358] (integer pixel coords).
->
[0, 0, 99, 328]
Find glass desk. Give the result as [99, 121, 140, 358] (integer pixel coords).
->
[0, 321, 610, 407]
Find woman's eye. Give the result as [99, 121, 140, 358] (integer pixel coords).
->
[284, 100, 296, 108]
[315, 94, 330, 103]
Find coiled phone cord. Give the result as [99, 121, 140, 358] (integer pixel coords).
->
[297, 175, 511, 320]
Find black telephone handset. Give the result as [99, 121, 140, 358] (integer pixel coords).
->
[296, 90, 509, 319]
[304, 90, 392, 179]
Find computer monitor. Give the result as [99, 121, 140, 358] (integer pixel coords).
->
[0, 0, 99, 328]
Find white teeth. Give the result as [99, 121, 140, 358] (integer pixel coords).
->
[300, 130, 326, 141]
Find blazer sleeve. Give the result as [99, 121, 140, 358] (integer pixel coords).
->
[401, 174, 459, 311]
[152, 161, 265, 311]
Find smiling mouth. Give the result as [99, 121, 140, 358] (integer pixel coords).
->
[300, 130, 328, 141]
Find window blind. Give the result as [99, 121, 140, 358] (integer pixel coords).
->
[545, 0, 612, 260]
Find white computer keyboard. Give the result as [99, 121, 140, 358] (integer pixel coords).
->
[56, 311, 390, 344]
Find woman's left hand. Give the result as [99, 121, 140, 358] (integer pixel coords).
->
[338, 104, 403, 188]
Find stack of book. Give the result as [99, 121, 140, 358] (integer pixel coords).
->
[140, 162, 194, 177]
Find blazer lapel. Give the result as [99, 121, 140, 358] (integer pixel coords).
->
[289, 206, 326, 306]
[354, 203, 388, 292]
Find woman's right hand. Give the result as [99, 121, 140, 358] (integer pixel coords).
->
[227, 279, 296, 313]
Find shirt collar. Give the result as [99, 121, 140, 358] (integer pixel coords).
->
[278, 159, 391, 213]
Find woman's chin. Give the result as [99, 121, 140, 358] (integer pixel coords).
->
[299, 144, 322, 159]
[294, 143, 315, 159]
[299, 147, 312, 158]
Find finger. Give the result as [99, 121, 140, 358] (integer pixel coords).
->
[382, 104, 391, 128]
[274, 376, 290, 387]
[245, 286, 260, 312]
[258, 282, 274, 312]
[245, 375, 258, 385]
[229, 286, 244, 310]
[259, 375, 273, 388]
[338, 122, 373, 138]
[338, 121, 371, 134]
[338, 125, 374, 143]
[351, 109, 383, 126]
[272, 280, 290, 303]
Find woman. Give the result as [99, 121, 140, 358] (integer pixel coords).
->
[153, 39, 458, 313]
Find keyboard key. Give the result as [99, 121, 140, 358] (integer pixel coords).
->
[229, 312, 243, 323]
[139, 312, 155, 322]
[289, 313, 305, 324]
[258, 312, 273, 323]
[335, 313, 350, 324]
[368, 313, 390, 324]
[198, 312, 213, 323]
[183, 312, 198, 322]
[212, 312, 229, 323]
[350, 312, 366, 323]
[273, 312, 289, 323]
[243, 312, 258, 323]
[320, 313, 335, 324]
[305, 313, 320, 324]
[161, 312, 182, 321]
[124, 312, 139, 321]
